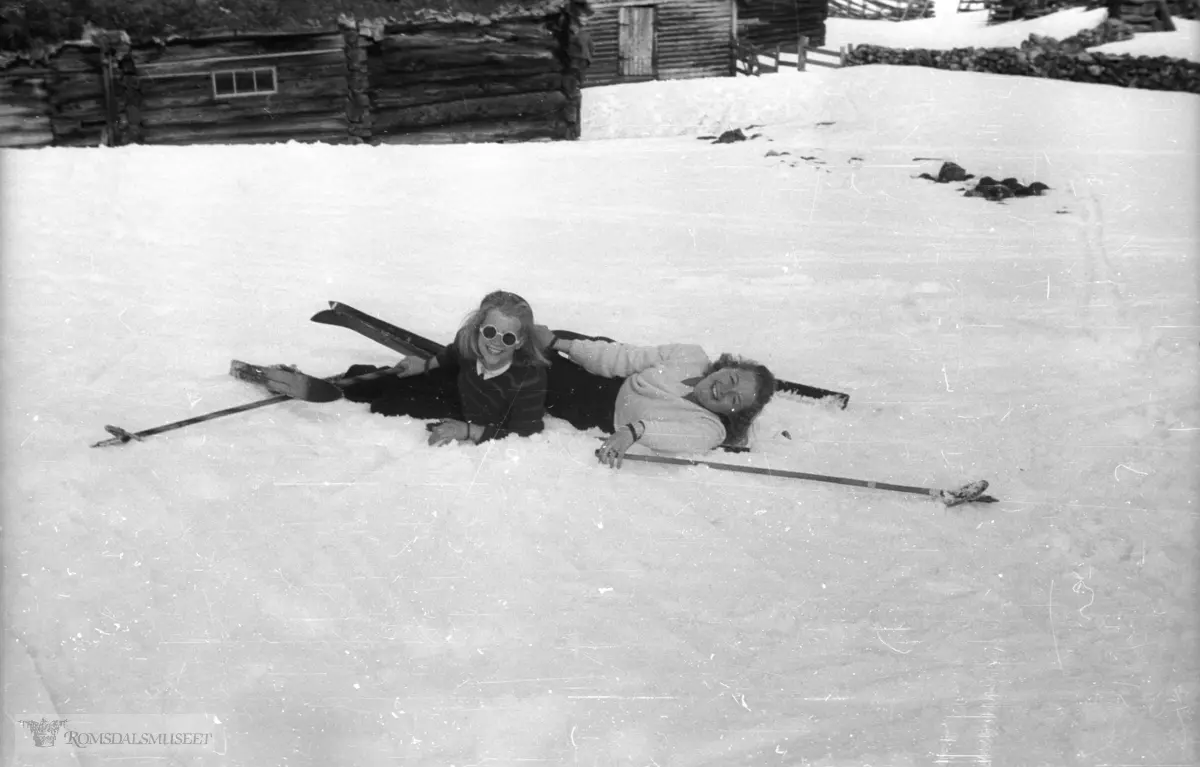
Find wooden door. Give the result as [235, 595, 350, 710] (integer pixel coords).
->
[618, 5, 656, 79]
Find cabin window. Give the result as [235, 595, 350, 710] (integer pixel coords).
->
[212, 67, 277, 98]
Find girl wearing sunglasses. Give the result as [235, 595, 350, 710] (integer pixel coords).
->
[338, 291, 550, 446]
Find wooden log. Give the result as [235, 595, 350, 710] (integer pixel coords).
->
[369, 57, 561, 84]
[382, 18, 553, 40]
[0, 132, 55, 147]
[377, 27, 556, 50]
[134, 49, 346, 78]
[379, 45, 559, 73]
[141, 115, 347, 141]
[48, 76, 105, 98]
[374, 115, 570, 144]
[371, 89, 567, 131]
[48, 129, 105, 146]
[370, 72, 563, 109]
[0, 101, 50, 117]
[55, 97, 110, 118]
[133, 35, 345, 68]
[140, 97, 347, 127]
[0, 117, 53, 133]
[145, 132, 350, 146]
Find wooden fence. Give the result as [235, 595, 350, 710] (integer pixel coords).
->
[735, 35, 847, 74]
[828, 0, 936, 20]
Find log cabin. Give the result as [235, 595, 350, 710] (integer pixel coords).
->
[0, 0, 590, 147]
[583, 0, 738, 85]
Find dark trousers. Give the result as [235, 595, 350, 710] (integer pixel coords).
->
[340, 363, 464, 419]
[544, 331, 626, 434]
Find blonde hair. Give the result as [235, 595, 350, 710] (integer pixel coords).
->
[453, 291, 550, 368]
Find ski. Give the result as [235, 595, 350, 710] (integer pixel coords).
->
[311, 302, 438, 359]
[311, 301, 850, 408]
[229, 360, 344, 402]
[607, 451, 999, 507]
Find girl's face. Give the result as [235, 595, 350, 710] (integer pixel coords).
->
[476, 308, 524, 369]
[693, 367, 759, 415]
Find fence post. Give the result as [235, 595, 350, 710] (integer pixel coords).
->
[798, 34, 808, 71]
[840, 44, 849, 67]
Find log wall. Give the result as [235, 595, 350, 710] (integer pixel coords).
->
[130, 31, 350, 145]
[48, 44, 111, 146]
[0, 65, 54, 147]
[362, 16, 580, 144]
[585, 0, 735, 87]
[737, 0, 828, 50]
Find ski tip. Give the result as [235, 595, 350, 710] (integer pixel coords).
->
[102, 425, 142, 443]
[311, 309, 337, 324]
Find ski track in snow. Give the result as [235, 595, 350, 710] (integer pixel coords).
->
[2, 21, 1198, 767]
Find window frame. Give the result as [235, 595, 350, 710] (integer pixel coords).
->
[211, 66, 278, 99]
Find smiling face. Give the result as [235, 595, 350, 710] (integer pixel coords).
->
[476, 308, 524, 369]
[692, 367, 759, 415]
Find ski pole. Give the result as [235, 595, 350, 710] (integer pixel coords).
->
[92, 366, 405, 448]
[604, 451, 998, 507]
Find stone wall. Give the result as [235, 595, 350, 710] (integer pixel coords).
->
[843, 19, 1200, 94]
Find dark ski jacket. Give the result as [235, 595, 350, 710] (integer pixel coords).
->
[434, 344, 547, 443]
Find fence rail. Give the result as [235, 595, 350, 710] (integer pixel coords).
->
[735, 35, 848, 75]
[828, 0, 936, 20]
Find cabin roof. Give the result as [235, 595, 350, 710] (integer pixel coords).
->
[1, 0, 586, 56]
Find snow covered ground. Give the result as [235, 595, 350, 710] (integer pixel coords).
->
[2, 11, 1197, 767]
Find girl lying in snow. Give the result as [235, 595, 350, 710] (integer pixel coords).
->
[339, 290, 550, 447]
[532, 327, 777, 469]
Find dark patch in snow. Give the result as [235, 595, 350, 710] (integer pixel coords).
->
[918, 161, 1050, 203]
[713, 128, 747, 144]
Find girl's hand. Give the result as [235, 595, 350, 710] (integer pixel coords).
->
[428, 419, 470, 447]
[530, 325, 557, 351]
[392, 356, 429, 378]
[596, 429, 636, 470]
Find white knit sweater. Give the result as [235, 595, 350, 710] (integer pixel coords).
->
[564, 339, 726, 455]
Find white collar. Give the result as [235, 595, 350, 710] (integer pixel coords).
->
[476, 359, 512, 380]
